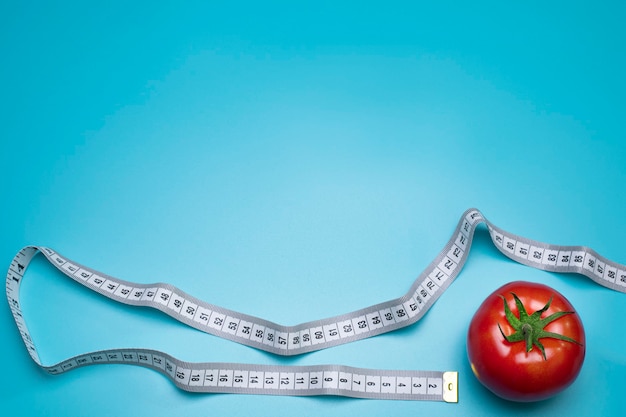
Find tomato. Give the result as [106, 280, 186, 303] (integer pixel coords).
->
[466, 281, 585, 402]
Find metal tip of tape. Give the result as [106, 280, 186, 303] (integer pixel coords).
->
[442, 371, 458, 403]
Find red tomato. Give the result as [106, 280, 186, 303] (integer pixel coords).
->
[466, 281, 585, 402]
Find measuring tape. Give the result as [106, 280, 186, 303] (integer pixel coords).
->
[6, 209, 626, 402]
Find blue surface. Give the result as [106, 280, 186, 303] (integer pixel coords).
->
[2, 1, 625, 416]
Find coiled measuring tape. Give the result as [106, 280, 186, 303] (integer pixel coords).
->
[6, 209, 626, 402]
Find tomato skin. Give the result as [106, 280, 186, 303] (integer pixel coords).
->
[467, 281, 585, 402]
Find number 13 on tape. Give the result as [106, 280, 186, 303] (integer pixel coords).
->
[6, 209, 626, 402]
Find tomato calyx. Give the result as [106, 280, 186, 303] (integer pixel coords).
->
[497, 292, 582, 360]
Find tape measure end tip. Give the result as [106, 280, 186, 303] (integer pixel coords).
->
[442, 371, 458, 403]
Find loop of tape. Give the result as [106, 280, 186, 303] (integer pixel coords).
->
[5, 209, 625, 402]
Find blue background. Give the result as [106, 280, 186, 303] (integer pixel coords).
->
[2, 1, 625, 416]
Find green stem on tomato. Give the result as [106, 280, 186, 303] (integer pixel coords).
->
[497, 293, 582, 360]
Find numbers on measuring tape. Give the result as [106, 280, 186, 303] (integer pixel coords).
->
[39, 344, 455, 399]
[6, 208, 626, 401]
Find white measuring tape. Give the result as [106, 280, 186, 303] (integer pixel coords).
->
[6, 209, 626, 402]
